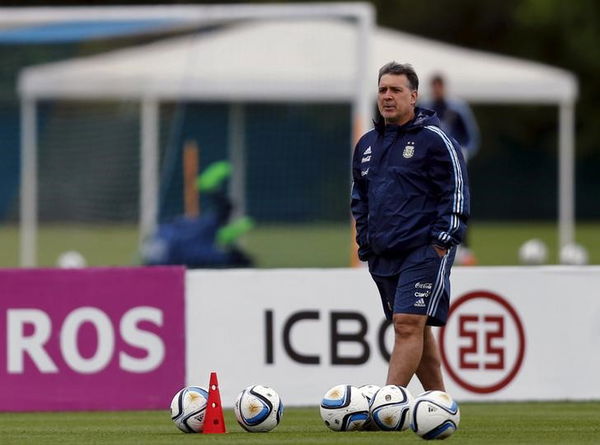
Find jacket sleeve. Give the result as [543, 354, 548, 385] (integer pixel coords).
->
[350, 143, 372, 260]
[427, 128, 470, 249]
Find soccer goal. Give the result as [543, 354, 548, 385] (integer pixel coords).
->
[16, 3, 375, 266]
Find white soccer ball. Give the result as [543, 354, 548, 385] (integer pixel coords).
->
[518, 238, 548, 265]
[234, 385, 283, 432]
[411, 390, 460, 440]
[320, 384, 369, 431]
[559, 243, 589, 265]
[358, 384, 380, 430]
[170, 386, 209, 433]
[56, 250, 87, 268]
[359, 384, 380, 404]
[370, 385, 414, 431]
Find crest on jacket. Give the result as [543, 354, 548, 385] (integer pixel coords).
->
[403, 142, 415, 158]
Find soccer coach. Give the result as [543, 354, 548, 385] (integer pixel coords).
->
[351, 62, 470, 391]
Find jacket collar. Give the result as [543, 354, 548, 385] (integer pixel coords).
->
[374, 106, 440, 134]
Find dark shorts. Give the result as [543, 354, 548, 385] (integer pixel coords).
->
[371, 244, 456, 326]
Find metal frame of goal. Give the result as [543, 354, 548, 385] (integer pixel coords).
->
[15, 3, 376, 266]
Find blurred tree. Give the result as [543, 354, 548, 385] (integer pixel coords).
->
[511, 0, 600, 154]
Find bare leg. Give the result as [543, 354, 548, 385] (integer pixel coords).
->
[386, 313, 427, 386]
[415, 326, 445, 391]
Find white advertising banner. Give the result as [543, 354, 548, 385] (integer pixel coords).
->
[186, 267, 600, 406]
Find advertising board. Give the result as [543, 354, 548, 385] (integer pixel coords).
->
[186, 267, 600, 406]
[0, 267, 185, 411]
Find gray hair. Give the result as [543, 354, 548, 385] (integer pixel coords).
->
[378, 62, 419, 91]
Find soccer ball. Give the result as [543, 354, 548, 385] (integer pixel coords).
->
[234, 385, 283, 432]
[170, 386, 209, 433]
[560, 243, 589, 265]
[56, 250, 87, 268]
[358, 384, 380, 430]
[369, 385, 414, 431]
[320, 384, 369, 431]
[518, 238, 548, 265]
[358, 384, 380, 404]
[411, 390, 460, 440]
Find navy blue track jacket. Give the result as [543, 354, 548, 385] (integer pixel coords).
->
[351, 107, 470, 276]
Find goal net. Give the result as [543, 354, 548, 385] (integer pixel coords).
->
[16, 4, 374, 267]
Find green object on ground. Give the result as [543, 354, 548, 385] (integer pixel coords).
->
[217, 216, 255, 246]
[196, 161, 231, 192]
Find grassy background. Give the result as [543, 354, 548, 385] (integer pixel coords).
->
[1, 403, 599, 444]
[0, 221, 598, 268]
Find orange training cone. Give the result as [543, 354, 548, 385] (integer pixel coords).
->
[203, 372, 226, 434]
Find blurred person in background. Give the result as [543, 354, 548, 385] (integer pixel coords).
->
[141, 161, 254, 268]
[351, 62, 470, 391]
[421, 73, 480, 265]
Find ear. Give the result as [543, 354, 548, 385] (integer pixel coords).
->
[410, 90, 418, 106]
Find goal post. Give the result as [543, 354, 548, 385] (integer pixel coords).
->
[19, 97, 37, 268]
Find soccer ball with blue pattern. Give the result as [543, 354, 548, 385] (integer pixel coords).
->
[170, 386, 209, 433]
[234, 385, 283, 432]
[410, 390, 460, 440]
[358, 384, 381, 430]
[320, 384, 369, 431]
[370, 385, 414, 431]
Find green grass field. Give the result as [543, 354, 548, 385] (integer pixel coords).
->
[1, 403, 599, 444]
[0, 221, 598, 268]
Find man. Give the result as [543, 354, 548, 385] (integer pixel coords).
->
[424, 74, 480, 161]
[422, 74, 479, 265]
[351, 62, 470, 389]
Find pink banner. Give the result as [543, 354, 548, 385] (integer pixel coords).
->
[0, 267, 185, 411]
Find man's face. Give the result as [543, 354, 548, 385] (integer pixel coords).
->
[431, 79, 445, 101]
[377, 73, 418, 125]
